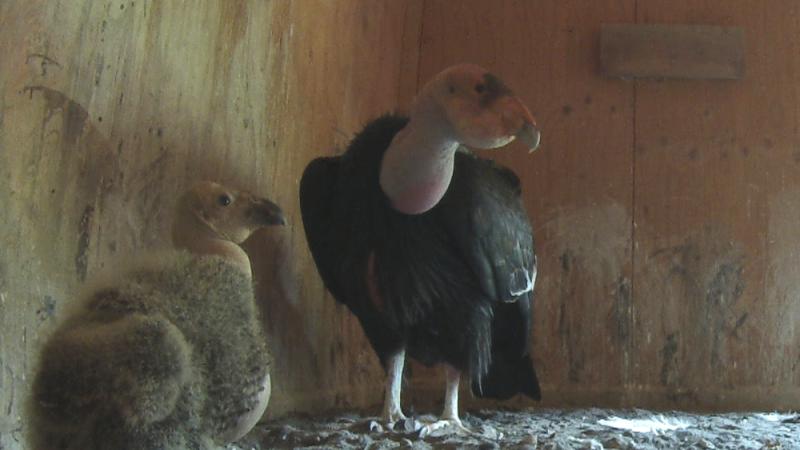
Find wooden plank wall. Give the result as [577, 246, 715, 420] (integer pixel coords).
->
[419, 0, 800, 411]
[2, 1, 800, 447]
[0, 1, 422, 446]
[632, 1, 800, 410]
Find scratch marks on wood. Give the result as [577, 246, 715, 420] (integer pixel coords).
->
[706, 260, 745, 373]
[765, 188, 800, 382]
[732, 312, 748, 338]
[0, 261, 5, 421]
[544, 202, 632, 385]
[24, 86, 88, 144]
[75, 205, 95, 281]
[26, 54, 62, 77]
[660, 332, 679, 386]
[93, 53, 106, 86]
[707, 261, 745, 309]
[612, 276, 634, 385]
[767, 188, 800, 303]
[542, 202, 630, 284]
[648, 227, 746, 380]
[4, 364, 14, 421]
[0, 260, 6, 291]
[612, 276, 632, 344]
[0, 336, 3, 393]
[556, 249, 583, 383]
[130, 150, 171, 243]
[36, 295, 57, 322]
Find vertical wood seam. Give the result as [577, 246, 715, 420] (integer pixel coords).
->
[414, 0, 428, 98]
[628, 0, 639, 394]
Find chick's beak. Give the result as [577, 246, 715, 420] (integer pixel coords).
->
[247, 198, 286, 226]
[508, 96, 541, 153]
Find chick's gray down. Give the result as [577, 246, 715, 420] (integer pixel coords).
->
[30, 253, 271, 449]
[29, 181, 281, 450]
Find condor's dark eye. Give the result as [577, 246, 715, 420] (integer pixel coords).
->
[448, 85, 455, 94]
[475, 83, 486, 94]
[218, 194, 232, 206]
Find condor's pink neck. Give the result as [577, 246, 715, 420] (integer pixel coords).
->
[379, 118, 459, 215]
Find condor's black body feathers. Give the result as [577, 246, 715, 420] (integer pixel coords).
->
[300, 114, 540, 400]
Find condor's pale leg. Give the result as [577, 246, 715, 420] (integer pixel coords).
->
[419, 365, 470, 437]
[382, 348, 407, 428]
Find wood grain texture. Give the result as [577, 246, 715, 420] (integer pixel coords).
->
[632, 0, 800, 410]
[601, 24, 745, 80]
[0, 1, 421, 446]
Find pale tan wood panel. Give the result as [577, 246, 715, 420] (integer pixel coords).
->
[0, 1, 422, 446]
[418, 0, 637, 407]
[601, 24, 745, 80]
[632, 1, 800, 410]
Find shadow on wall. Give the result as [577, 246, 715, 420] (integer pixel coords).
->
[21, 80, 319, 414]
[18, 86, 120, 280]
[245, 229, 320, 414]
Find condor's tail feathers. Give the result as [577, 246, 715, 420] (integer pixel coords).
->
[472, 352, 540, 401]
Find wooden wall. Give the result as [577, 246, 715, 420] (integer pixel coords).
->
[418, 0, 800, 411]
[0, 1, 422, 446]
[631, 1, 800, 410]
[1, 1, 800, 447]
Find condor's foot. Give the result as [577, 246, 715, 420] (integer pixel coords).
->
[418, 416, 471, 438]
[369, 349, 421, 433]
[369, 412, 423, 433]
[382, 403, 406, 425]
[416, 365, 472, 438]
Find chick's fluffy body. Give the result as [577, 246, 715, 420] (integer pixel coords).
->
[30, 251, 271, 450]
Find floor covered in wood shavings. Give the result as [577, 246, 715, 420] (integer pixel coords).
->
[232, 408, 799, 449]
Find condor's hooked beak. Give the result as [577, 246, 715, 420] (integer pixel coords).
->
[247, 198, 286, 226]
[508, 96, 541, 153]
[518, 121, 541, 153]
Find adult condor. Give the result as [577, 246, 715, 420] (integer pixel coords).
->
[300, 64, 542, 436]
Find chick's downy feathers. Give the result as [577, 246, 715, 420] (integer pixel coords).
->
[29, 181, 281, 450]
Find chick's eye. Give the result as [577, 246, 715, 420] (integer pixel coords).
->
[475, 83, 486, 94]
[218, 194, 232, 206]
[448, 85, 455, 94]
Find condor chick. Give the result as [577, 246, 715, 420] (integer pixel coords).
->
[29, 181, 284, 449]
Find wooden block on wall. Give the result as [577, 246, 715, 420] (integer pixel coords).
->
[601, 24, 745, 80]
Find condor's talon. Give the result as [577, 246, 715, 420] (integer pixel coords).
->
[381, 409, 407, 427]
[415, 366, 473, 438]
[418, 417, 470, 438]
[371, 414, 422, 434]
[401, 417, 423, 433]
[369, 420, 384, 433]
